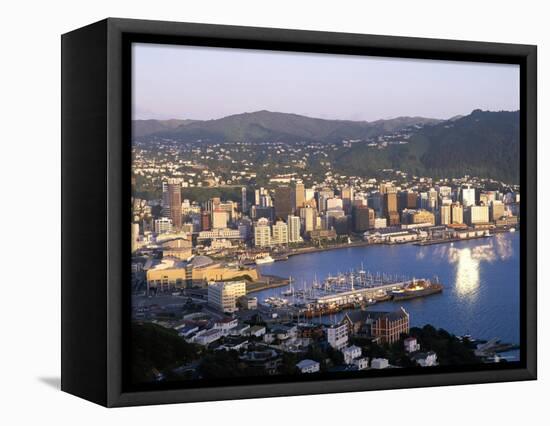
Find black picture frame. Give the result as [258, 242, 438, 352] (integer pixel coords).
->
[61, 17, 537, 407]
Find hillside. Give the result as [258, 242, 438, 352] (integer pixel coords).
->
[334, 110, 520, 183]
[132, 119, 196, 138]
[132, 110, 441, 142]
[131, 323, 199, 384]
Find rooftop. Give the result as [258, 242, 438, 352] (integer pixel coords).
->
[189, 255, 214, 268]
[296, 359, 319, 369]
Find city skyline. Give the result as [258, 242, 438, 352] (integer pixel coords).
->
[132, 43, 519, 122]
[130, 42, 522, 385]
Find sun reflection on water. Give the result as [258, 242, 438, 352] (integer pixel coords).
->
[427, 234, 515, 299]
[453, 247, 480, 298]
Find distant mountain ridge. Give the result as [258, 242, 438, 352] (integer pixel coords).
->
[132, 110, 442, 142]
[133, 109, 520, 183]
[132, 119, 197, 138]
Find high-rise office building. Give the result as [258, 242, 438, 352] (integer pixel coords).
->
[217, 201, 236, 222]
[383, 192, 399, 226]
[200, 211, 211, 231]
[368, 193, 382, 214]
[490, 200, 505, 221]
[161, 181, 170, 217]
[274, 186, 292, 219]
[293, 182, 305, 212]
[334, 216, 350, 235]
[437, 186, 452, 199]
[304, 188, 315, 203]
[398, 191, 418, 211]
[131, 222, 140, 253]
[299, 206, 316, 233]
[341, 186, 354, 213]
[287, 215, 302, 243]
[352, 205, 373, 232]
[317, 188, 334, 213]
[254, 218, 272, 247]
[383, 192, 397, 214]
[241, 187, 247, 213]
[205, 197, 221, 213]
[461, 186, 476, 207]
[212, 209, 229, 229]
[419, 192, 429, 210]
[379, 183, 394, 195]
[272, 220, 289, 245]
[451, 203, 464, 224]
[251, 205, 275, 222]
[439, 204, 451, 225]
[167, 179, 182, 229]
[326, 197, 344, 211]
[467, 205, 489, 225]
[154, 217, 173, 234]
[428, 188, 438, 211]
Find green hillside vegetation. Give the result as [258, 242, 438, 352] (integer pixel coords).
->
[334, 110, 520, 183]
[415, 110, 520, 182]
[350, 324, 480, 367]
[131, 323, 200, 384]
[408, 325, 481, 366]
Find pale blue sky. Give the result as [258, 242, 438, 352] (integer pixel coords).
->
[132, 43, 519, 122]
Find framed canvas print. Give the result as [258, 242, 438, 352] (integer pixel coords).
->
[61, 18, 537, 407]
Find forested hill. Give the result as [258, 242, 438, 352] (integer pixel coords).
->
[333, 110, 520, 183]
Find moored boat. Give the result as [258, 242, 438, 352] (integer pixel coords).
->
[256, 255, 275, 265]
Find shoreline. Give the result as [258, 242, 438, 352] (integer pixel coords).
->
[271, 227, 518, 261]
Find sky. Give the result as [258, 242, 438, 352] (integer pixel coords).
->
[132, 43, 519, 122]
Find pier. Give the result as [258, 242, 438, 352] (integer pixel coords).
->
[313, 281, 410, 306]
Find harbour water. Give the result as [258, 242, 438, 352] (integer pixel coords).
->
[255, 232, 520, 351]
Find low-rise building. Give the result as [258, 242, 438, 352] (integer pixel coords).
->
[145, 258, 187, 291]
[402, 209, 435, 226]
[197, 228, 242, 241]
[495, 216, 518, 227]
[237, 295, 258, 310]
[176, 324, 199, 338]
[342, 345, 362, 364]
[207, 281, 247, 313]
[411, 351, 438, 367]
[296, 359, 320, 374]
[326, 323, 348, 350]
[268, 324, 298, 341]
[373, 217, 388, 229]
[371, 358, 389, 369]
[194, 328, 223, 346]
[341, 308, 410, 344]
[213, 317, 239, 334]
[230, 323, 251, 336]
[216, 337, 249, 351]
[246, 325, 266, 337]
[353, 357, 369, 370]
[404, 337, 420, 353]
[239, 349, 281, 375]
[370, 307, 410, 344]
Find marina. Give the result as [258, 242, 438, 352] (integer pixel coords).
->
[262, 271, 443, 318]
